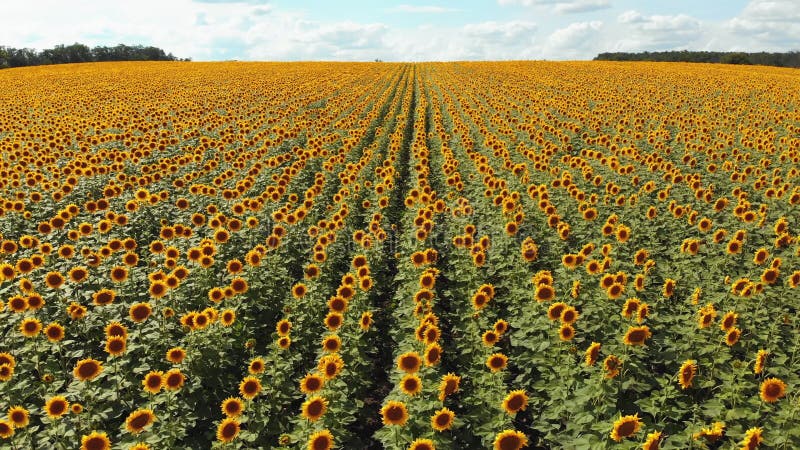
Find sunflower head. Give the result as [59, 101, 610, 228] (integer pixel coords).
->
[610, 414, 642, 442]
[301, 396, 328, 421]
[678, 360, 697, 389]
[307, 429, 334, 450]
[80, 431, 111, 450]
[760, 377, 787, 403]
[502, 390, 528, 415]
[493, 430, 527, 450]
[125, 409, 156, 434]
[216, 417, 240, 443]
[221, 397, 245, 418]
[431, 407, 455, 432]
[380, 401, 408, 426]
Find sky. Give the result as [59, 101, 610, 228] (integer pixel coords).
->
[1, 0, 799, 61]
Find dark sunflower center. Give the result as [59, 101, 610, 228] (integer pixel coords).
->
[617, 421, 636, 436]
[499, 435, 522, 450]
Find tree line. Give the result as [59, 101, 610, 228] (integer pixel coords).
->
[594, 50, 800, 68]
[0, 43, 188, 69]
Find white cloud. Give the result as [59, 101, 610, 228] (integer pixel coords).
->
[555, 0, 611, 14]
[385, 20, 539, 61]
[498, 0, 611, 14]
[613, 10, 703, 50]
[543, 21, 603, 58]
[388, 5, 460, 13]
[726, 0, 800, 48]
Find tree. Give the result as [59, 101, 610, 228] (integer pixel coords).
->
[0, 42, 182, 69]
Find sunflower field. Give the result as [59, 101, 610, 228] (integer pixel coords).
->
[0, 61, 799, 450]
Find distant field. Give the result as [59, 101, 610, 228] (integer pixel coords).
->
[0, 61, 798, 449]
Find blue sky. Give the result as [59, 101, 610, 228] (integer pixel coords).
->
[2, 0, 798, 61]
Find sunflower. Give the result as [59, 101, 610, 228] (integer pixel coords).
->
[789, 270, 800, 289]
[438, 373, 461, 401]
[662, 279, 676, 298]
[559, 324, 575, 341]
[300, 373, 324, 394]
[692, 421, 725, 442]
[397, 352, 422, 373]
[424, 343, 442, 366]
[109, 266, 128, 283]
[0, 420, 12, 439]
[44, 271, 65, 289]
[292, 283, 308, 299]
[301, 396, 328, 421]
[603, 355, 622, 379]
[400, 374, 422, 396]
[164, 369, 185, 390]
[502, 390, 528, 415]
[148, 281, 168, 299]
[105, 336, 126, 356]
[44, 396, 69, 419]
[68, 266, 90, 283]
[547, 302, 566, 321]
[493, 430, 527, 450]
[678, 360, 696, 389]
[92, 289, 116, 306]
[472, 291, 490, 310]
[410, 251, 427, 267]
[328, 296, 348, 312]
[125, 409, 156, 434]
[486, 353, 508, 372]
[129, 302, 152, 323]
[610, 414, 641, 442]
[42, 322, 64, 342]
[0, 365, 14, 382]
[0, 353, 14, 369]
[318, 354, 344, 379]
[239, 376, 262, 400]
[494, 319, 509, 335]
[561, 306, 578, 324]
[760, 378, 786, 403]
[81, 431, 111, 450]
[754, 349, 768, 374]
[726, 239, 742, 254]
[724, 327, 741, 346]
[277, 336, 292, 350]
[642, 431, 662, 450]
[8, 406, 29, 428]
[220, 309, 236, 326]
[638, 303, 650, 323]
[718, 311, 738, 331]
[623, 325, 651, 346]
[760, 266, 779, 285]
[534, 284, 555, 302]
[483, 330, 500, 346]
[381, 401, 408, 426]
[227, 276, 248, 294]
[142, 371, 164, 394]
[324, 312, 343, 331]
[431, 407, 455, 432]
[74, 359, 103, 381]
[360, 311, 374, 331]
[20, 317, 42, 337]
[307, 429, 334, 450]
[220, 397, 245, 418]
[606, 282, 624, 300]
[216, 417, 240, 443]
[740, 427, 763, 449]
[585, 342, 601, 366]
[166, 347, 186, 364]
[8, 295, 27, 313]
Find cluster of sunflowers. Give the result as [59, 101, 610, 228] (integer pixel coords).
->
[1, 60, 799, 449]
